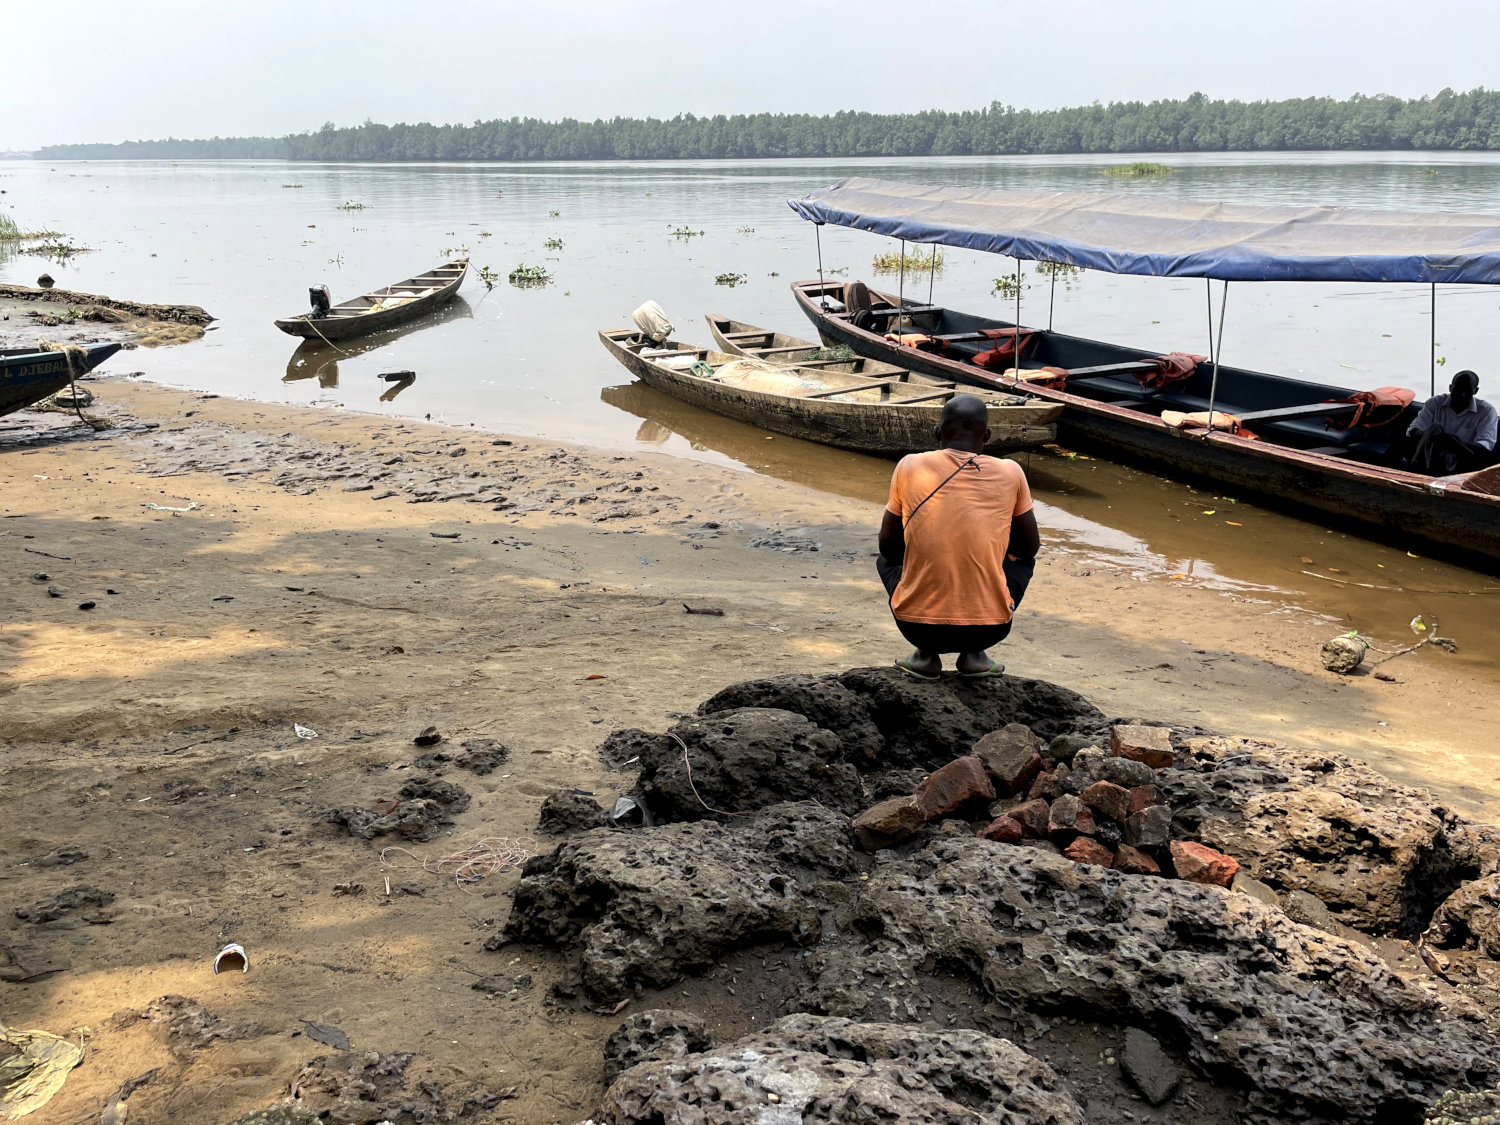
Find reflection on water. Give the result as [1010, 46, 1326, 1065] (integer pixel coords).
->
[604, 376, 1500, 668]
[282, 296, 473, 389]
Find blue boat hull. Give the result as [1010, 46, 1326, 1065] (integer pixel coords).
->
[0, 342, 122, 418]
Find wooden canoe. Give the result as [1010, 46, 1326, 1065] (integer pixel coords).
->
[275, 258, 467, 341]
[1, 342, 121, 418]
[599, 327, 1057, 458]
[792, 278, 1500, 571]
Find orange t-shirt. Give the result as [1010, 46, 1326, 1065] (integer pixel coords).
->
[885, 449, 1033, 626]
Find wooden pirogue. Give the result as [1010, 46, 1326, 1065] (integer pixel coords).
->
[1, 342, 121, 417]
[274, 258, 468, 341]
[599, 321, 1059, 458]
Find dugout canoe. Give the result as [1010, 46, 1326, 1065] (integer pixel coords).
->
[0, 341, 121, 417]
[792, 278, 1500, 571]
[599, 325, 1057, 458]
[274, 258, 467, 342]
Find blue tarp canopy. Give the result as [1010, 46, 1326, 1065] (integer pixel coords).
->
[787, 177, 1500, 284]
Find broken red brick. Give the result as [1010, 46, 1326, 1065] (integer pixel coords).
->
[1127, 785, 1161, 815]
[1110, 724, 1175, 769]
[1170, 840, 1240, 887]
[1081, 780, 1130, 823]
[1113, 844, 1162, 875]
[1008, 798, 1051, 839]
[1064, 836, 1115, 867]
[914, 755, 994, 819]
[978, 815, 1024, 843]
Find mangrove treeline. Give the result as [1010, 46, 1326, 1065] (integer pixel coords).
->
[36, 89, 1500, 162]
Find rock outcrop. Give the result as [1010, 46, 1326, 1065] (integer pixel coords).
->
[600, 1014, 1084, 1125]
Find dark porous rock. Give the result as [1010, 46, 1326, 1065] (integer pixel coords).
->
[1124, 804, 1172, 849]
[1429, 873, 1500, 957]
[913, 755, 993, 818]
[1284, 889, 1339, 934]
[853, 796, 926, 850]
[832, 666, 1102, 772]
[865, 767, 930, 800]
[503, 804, 839, 998]
[15, 884, 115, 923]
[973, 723, 1044, 796]
[631, 708, 863, 822]
[144, 995, 271, 1060]
[745, 801, 859, 877]
[602, 1009, 713, 1081]
[291, 1050, 418, 1123]
[601, 1014, 1084, 1125]
[397, 775, 471, 812]
[597, 727, 670, 771]
[1120, 1027, 1183, 1106]
[815, 837, 1499, 1122]
[455, 738, 509, 775]
[1099, 755, 1155, 790]
[697, 673, 883, 767]
[537, 790, 608, 835]
[1185, 736, 1482, 935]
[1045, 732, 1094, 765]
[329, 798, 452, 842]
[35, 845, 89, 868]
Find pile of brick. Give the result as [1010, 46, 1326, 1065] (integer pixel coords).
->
[851, 722, 1239, 886]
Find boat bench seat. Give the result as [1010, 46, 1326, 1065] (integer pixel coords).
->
[1067, 375, 1157, 400]
[1149, 391, 1369, 448]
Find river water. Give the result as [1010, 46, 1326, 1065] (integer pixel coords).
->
[4, 151, 1500, 664]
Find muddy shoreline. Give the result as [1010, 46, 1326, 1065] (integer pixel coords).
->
[2, 376, 1499, 1124]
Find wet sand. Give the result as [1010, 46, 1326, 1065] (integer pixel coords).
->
[2, 376, 1497, 1122]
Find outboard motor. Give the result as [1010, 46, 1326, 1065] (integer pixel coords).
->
[308, 284, 332, 318]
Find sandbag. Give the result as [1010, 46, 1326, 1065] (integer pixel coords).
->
[631, 301, 674, 344]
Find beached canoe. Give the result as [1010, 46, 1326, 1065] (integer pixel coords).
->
[0, 342, 122, 418]
[599, 326, 1058, 458]
[274, 258, 467, 342]
[792, 278, 1500, 569]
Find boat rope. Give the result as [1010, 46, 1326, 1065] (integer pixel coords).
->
[37, 338, 93, 428]
[298, 315, 352, 356]
[1204, 280, 1231, 438]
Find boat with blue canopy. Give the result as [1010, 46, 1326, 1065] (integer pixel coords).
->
[786, 177, 1500, 571]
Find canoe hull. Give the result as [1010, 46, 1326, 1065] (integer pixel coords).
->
[275, 260, 467, 341]
[792, 280, 1500, 571]
[0, 342, 122, 418]
[599, 330, 1053, 458]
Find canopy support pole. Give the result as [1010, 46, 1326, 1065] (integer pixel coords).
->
[1013, 256, 1022, 389]
[1205, 279, 1214, 358]
[1048, 268, 1057, 331]
[1430, 282, 1437, 398]
[928, 243, 937, 306]
[898, 240, 906, 333]
[1206, 281, 1230, 437]
[815, 223, 825, 302]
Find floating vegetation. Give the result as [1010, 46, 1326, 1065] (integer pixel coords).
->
[0, 214, 19, 240]
[509, 262, 552, 287]
[992, 277, 1021, 298]
[825, 266, 849, 277]
[1034, 261, 1083, 277]
[543, 237, 563, 250]
[671, 226, 705, 238]
[282, 183, 303, 188]
[715, 272, 747, 287]
[25, 238, 92, 261]
[337, 200, 368, 210]
[548, 209, 560, 218]
[738, 227, 755, 234]
[478, 230, 493, 239]
[872, 246, 944, 273]
[1423, 168, 1438, 175]
[1102, 162, 1174, 177]
[478, 265, 500, 289]
[807, 344, 855, 361]
[438, 245, 470, 259]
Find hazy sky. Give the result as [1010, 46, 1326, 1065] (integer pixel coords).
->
[9, 0, 1499, 151]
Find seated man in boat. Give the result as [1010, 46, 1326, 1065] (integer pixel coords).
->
[1386, 370, 1497, 475]
[877, 395, 1040, 680]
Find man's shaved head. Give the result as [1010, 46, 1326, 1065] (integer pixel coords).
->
[935, 394, 992, 453]
[1452, 369, 1480, 410]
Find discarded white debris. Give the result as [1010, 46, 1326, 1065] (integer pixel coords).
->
[294, 724, 319, 740]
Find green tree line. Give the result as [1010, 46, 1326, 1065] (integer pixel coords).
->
[36, 89, 1500, 161]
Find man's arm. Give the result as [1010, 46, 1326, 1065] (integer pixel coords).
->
[1476, 402, 1498, 451]
[1007, 510, 1040, 561]
[879, 509, 905, 565]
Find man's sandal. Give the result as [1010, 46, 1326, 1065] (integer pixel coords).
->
[894, 656, 941, 682]
[958, 661, 1006, 679]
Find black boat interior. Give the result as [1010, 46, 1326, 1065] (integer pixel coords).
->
[806, 282, 1424, 464]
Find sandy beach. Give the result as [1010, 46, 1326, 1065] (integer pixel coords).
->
[3, 375, 1498, 1123]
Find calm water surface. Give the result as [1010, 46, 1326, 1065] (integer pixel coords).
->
[4, 152, 1499, 666]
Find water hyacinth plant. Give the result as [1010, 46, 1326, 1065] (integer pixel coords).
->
[1102, 162, 1174, 177]
[508, 262, 552, 287]
[872, 246, 944, 273]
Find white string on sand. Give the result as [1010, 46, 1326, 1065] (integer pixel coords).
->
[379, 837, 536, 894]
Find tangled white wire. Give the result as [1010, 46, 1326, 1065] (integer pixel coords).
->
[379, 837, 536, 894]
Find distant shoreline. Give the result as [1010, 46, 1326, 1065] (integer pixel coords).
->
[31, 88, 1500, 161]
